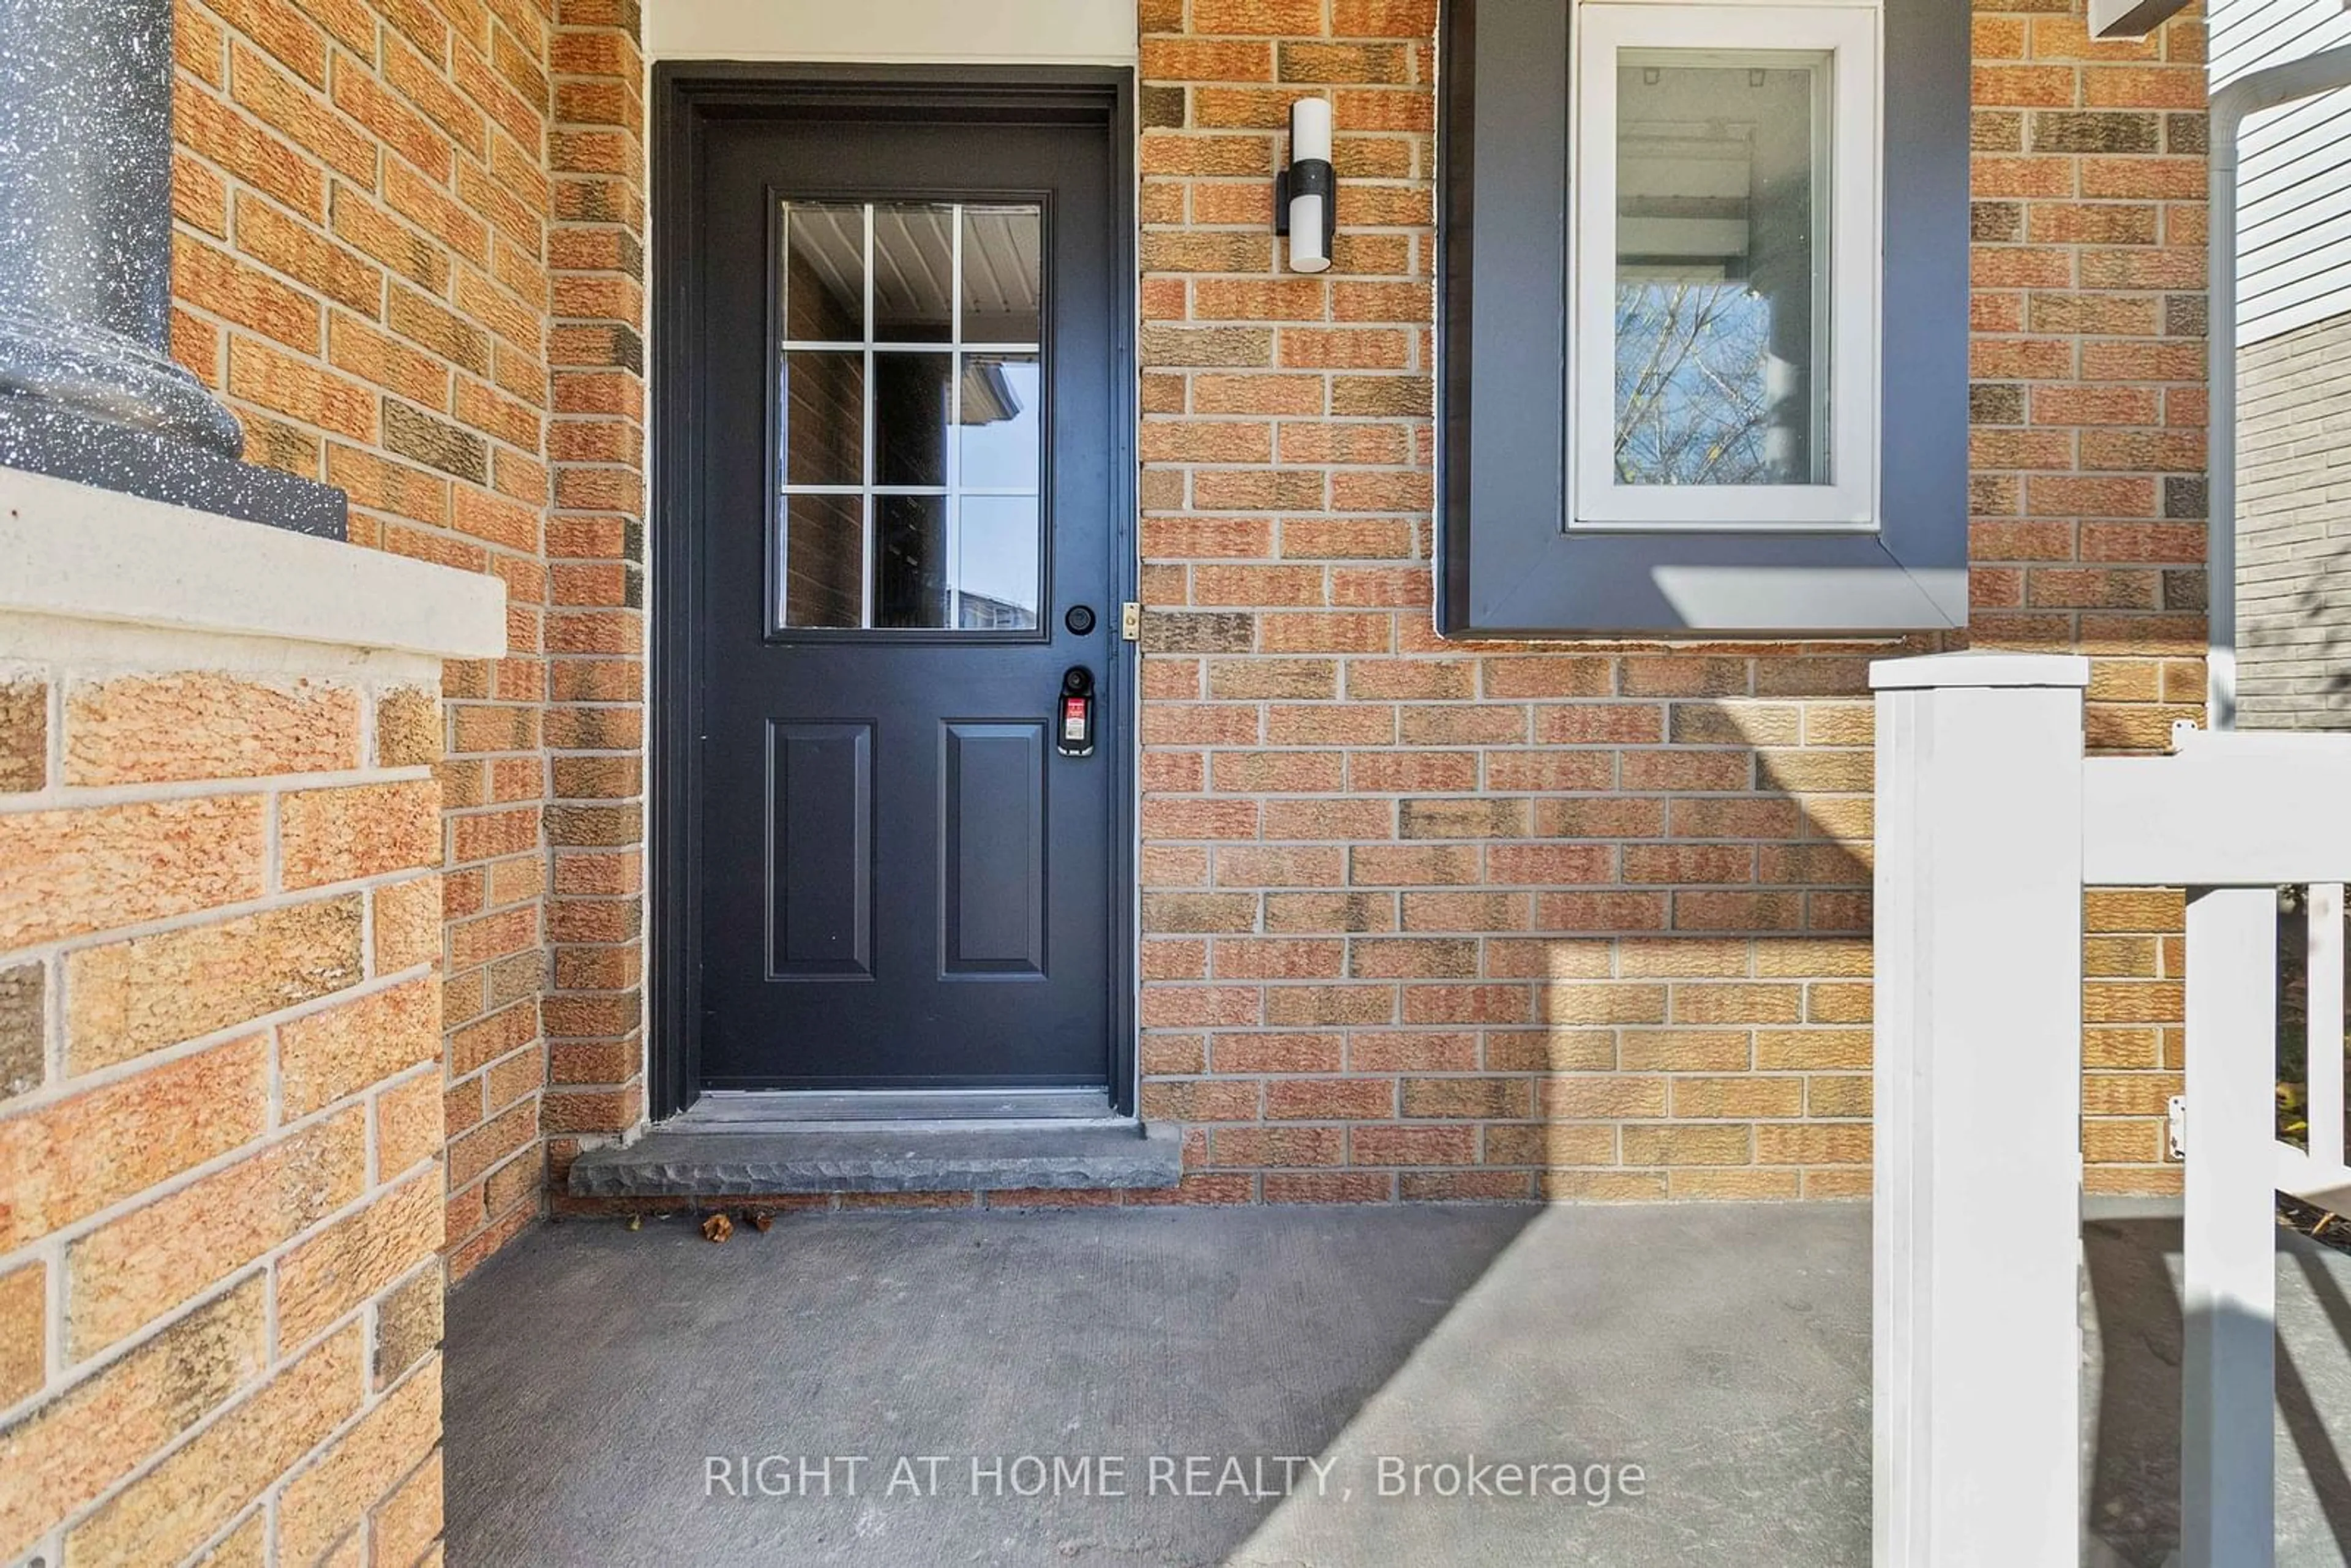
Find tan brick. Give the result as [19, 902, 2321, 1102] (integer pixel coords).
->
[1542, 1076, 1667, 1118]
[276, 1173, 442, 1349]
[66, 896, 362, 1072]
[64, 673, 358, 786]
[378, 1068, 444, 1179]
[1485, 1122, 1614, 1166]
[65, 1322, 362, 1567]
[279, 1357, 441, 1564]
[1620, 1123, 1752, 1166]
[1399, 1075, 1529, 1118]
[0, 1279, 266, 1561]
[1671, 1076, 1804, 1119]
[0, 963, 40, 1103]
[372, 1446, 445, 1566]
[194, 1510, 268, 1568]
[1807, 1075, 1872, 1117]
[1668, 1169, 1802, 1200]
[0, 1260, 41, 1408]
[0, 680, 43, 793]
[1616, 1030, 1750, 1072]
[0, 795, 266, 950]
[372, 1264, 443, 1389]
[372, 875, 443, 973]
[1541, 1171, 1670, 1199]
[65, 1108, 366, 1357]
[1804, 1168, 1876, 1199]
[1755, 1029, 1872, 1071]
[1671, 983, 1802, 1025]
[1542, 985, 1667, 1026]
[0, 1035, 267, 1251]
[2086, 888, 2183, 931]
[280, 977, 438, 1117]
[1756, 1123, 1872, 1165]
[280, 778, 441, 889]
[375, 685, 443, 767]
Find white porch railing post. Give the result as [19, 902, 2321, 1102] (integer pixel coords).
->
[1871, 652, 2090, 1567]
[2306, 882, 2344, 1173]
[2181, 885, 2277, 1568]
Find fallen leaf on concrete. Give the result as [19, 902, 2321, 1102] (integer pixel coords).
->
[747, 1209, 774, 1232]
[702, 1212, 733, 1243]
[627, 1215, 642, 1232]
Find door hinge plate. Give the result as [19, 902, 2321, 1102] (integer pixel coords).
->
[1120, 602, 1141, 642]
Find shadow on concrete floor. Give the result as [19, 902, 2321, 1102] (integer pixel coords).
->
[2082, 1210, 2351, 1567]
[444, 1201, 2351, 1567]
[444, 1203, 1865, 1566]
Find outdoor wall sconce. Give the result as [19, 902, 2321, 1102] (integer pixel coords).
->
[1275, 97, 1335, 274]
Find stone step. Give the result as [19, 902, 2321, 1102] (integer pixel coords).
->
[566, 1120, 1183, 1198]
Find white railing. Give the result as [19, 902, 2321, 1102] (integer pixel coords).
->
[1873, 653, 2351, 1568]
[2274, 872, 2350, 1210]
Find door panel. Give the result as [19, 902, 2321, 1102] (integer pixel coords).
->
[766, 721, 872, 980]
[682, 92, 1123, 1092]
[941, 721, 1048, 977]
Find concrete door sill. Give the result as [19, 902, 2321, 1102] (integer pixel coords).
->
[565, 1119, 1182, 1198]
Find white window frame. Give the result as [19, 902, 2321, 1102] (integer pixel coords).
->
[1569, 2, 1882, 532]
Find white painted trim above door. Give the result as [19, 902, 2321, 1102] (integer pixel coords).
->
[645, 0, 1139, 65]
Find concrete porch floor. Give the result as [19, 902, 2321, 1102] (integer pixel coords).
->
[446, 1202, 2351, 1567]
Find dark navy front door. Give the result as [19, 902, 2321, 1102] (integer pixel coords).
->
[684, 100, 1123, 1090]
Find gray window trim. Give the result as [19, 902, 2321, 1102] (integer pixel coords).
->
[1436, 0, 1970, 637]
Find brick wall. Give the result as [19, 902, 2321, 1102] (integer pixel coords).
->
[0, 622, 446, 1563]
[168, 0, 579, 1274]
[541, 0, 653, 1186]
[148, 0, 2208, 1228]
[1970, 0, 2207, 1188]
[1120, 0, 2206, 1202]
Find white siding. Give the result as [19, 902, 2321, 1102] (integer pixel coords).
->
[2213, 0, 2351, 343]
[2235, 312, 2351, 729]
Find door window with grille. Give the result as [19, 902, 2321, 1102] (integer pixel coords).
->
[774, 200, 1047, 632]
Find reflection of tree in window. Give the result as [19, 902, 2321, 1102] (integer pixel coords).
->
[1614, 281, 1783, 484]
[1612, 58, 1825, 488]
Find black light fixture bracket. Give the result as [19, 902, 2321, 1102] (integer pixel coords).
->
[1273, 159, 1337, 250]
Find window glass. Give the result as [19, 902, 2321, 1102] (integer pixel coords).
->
[872, 204, 956, 343]
[773, 200, 1046, 631]
[782, 494, 864, 628]
[873, 352, 951, 487]
[960, 354, 1040, 493]
[876, 494, 950, 627]
[781, 203, 866, 342]
[961, 206, 1043, 343]
[778, 351, 864, 486]
[1613, 52, 1829, 487]
[958, 496, 1042, 630]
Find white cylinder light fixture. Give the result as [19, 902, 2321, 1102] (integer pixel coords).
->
[1277, 96, 1334, 274]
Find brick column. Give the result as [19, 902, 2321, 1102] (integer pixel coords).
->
[1968, 0, 2210, 1191]
[541, 0, 650, 1189]
[166, 0, 561, 1272]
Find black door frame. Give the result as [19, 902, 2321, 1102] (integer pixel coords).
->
[650, 62, 1139, 1119]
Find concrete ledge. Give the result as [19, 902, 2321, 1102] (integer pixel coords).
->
[0, 463, 506, 660]
[566, 1122, 1184, 1197]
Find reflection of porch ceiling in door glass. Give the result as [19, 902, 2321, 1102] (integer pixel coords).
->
[782, 205, 1043, 340]
[1618, 118, 1757, 279]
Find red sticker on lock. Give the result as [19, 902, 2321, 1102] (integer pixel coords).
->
[1063, 697, 1088, 741]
